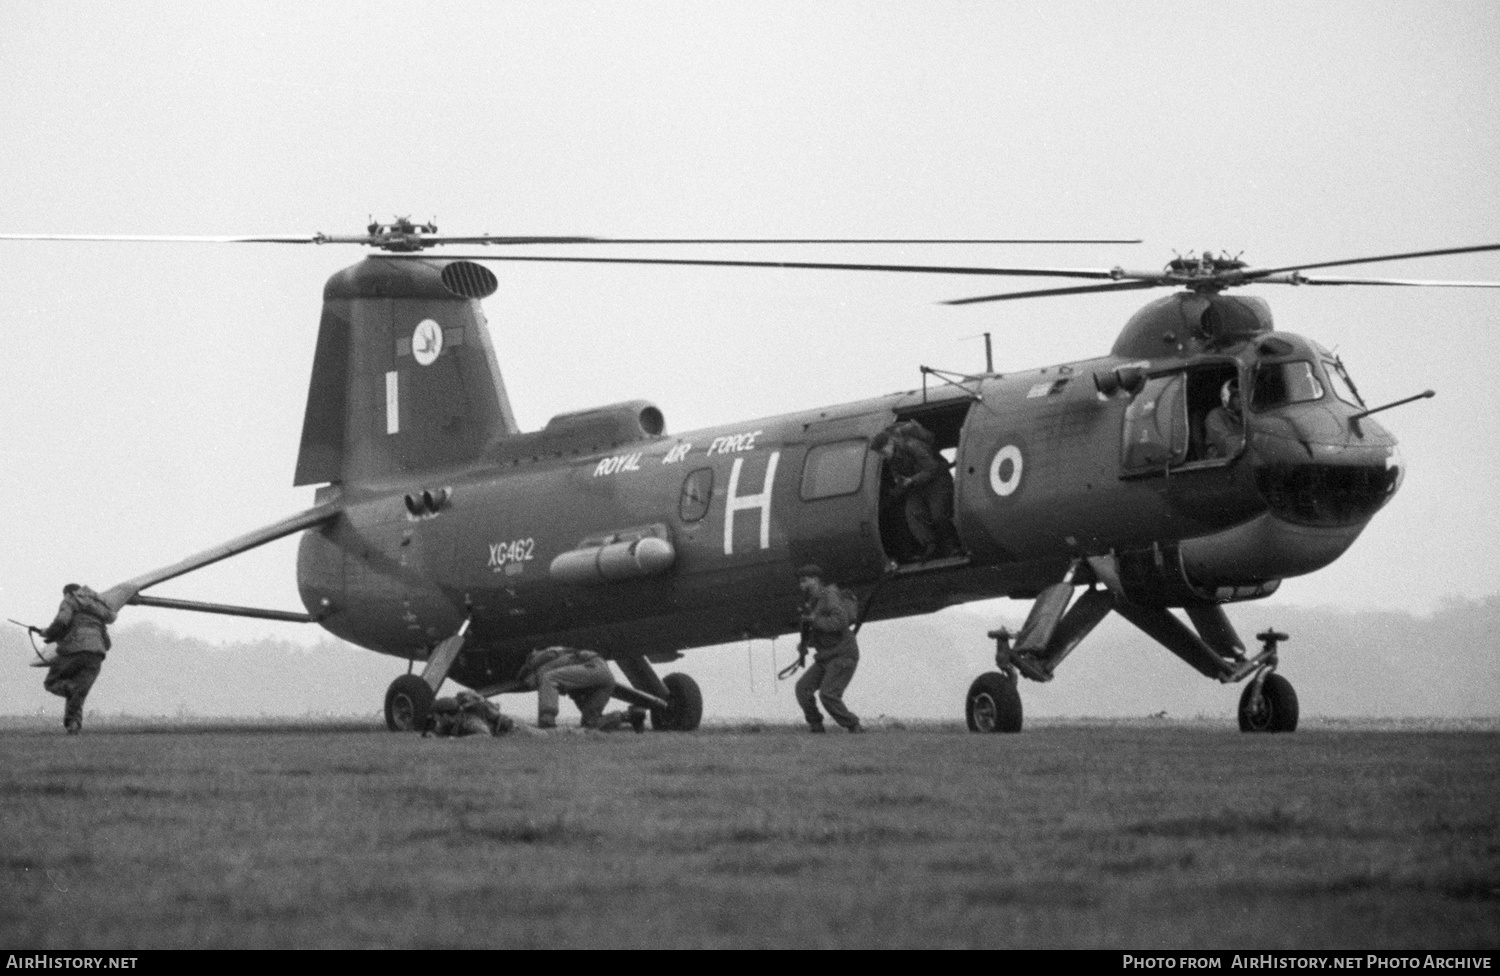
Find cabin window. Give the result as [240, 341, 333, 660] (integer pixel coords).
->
[1252, 361, 1325, 411]
[1121, 373, 1188, 472]
[801, 440, 868, 500]
[679, 468, 714, 522]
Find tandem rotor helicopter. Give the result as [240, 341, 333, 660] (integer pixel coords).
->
[7, 220, 1499, 733]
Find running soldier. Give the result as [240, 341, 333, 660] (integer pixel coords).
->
[38, 583, 117, 734]
[793, 565, 865, 734]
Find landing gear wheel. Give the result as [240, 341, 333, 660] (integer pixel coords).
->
[385, 675, 435, 732]
[650, 672, 703, 731]
[1238, 672, 1298, 733]
[966, 672, 1022, 733]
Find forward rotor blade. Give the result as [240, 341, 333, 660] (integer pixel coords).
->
[393, 253, 1130, 279]
[1293, 275, 1500, 288]
[943, 279, 1166, 305]
[1246, 242, 1500, 279]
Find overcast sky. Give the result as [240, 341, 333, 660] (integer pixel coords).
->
[3, 1, 1499, 655]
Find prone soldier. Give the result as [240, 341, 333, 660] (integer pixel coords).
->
[426, 689, 515, 737]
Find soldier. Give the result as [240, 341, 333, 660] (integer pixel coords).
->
[38, 583, 117, 735]
[426, 689, 515, 737]
[793, 564, 865, 734]
[1204, 379, 1246, 460]
[870, 420, 960, 561]
[515, 646, 646, 731]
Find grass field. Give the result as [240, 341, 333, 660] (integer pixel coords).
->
[1, 717, 1497, 949]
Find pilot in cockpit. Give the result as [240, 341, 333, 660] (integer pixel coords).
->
[1203, 379, 1245, 460]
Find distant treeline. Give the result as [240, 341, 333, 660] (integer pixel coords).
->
[4, 596, 1497, 719]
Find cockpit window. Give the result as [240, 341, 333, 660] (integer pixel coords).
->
[1324, 358, 1365, 409]
[1252, 361, 1324, 411]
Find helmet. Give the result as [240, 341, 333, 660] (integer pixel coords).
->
[1221, 379, 1240, 409]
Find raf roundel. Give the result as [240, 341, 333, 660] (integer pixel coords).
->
[412, 319, 444, 366]
[989, 444, 1023, 497]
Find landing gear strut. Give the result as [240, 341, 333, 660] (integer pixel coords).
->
[967, 563, 1303, 732]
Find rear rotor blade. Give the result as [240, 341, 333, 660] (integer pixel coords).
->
[436, 236, 1144, 245]
[394, 252, 1131, 279]
[0, 232, 1142, 249]
[0, 233, 323, 244]
[943, 279, 1166, 305]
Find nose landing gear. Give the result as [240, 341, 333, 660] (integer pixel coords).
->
[965, 668, 1023, 733]
[1236, 630, 1298, 732]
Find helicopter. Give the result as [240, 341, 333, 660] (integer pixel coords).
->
[6, 220, 1498, 733]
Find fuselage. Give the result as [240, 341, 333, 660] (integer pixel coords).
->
[295, 295, 1400, 690]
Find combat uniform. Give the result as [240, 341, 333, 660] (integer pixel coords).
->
[427, 689, 515, 737]
[795, 583, 863, 732]
[881, 425, 959, 560]
[517, 646, 633, 730]
[40, 585, 117, 734]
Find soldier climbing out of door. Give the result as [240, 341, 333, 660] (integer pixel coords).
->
[870, 419, 960, 562]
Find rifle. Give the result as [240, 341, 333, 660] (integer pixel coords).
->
[777, 622, 811, 680]
[8, 619, 55, 667]
[777, 565, 896, 681]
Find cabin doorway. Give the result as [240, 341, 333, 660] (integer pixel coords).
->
[876, 400, 973, 565]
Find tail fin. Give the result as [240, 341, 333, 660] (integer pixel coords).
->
[294, 258, 519, 486]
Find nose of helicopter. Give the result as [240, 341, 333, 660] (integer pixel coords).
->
[1178, 403, 1402, 587]
[1247, 402, 1403, 529]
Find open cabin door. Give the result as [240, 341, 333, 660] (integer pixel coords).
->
[878, 399, 974, 565]
[1120, 361, 1242, 478]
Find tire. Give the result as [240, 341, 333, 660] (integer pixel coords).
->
[966, 672, 1022, 733]
[385, 675, 435, 732]
[650, 672, 703, 731]
[1238, 672, 1298, 733]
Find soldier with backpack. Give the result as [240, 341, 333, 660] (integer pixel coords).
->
[425, 689, 516, 737]
[514, 646, 646, 732]
[36, 583, 117, 735]
[792, 564, 865, 734]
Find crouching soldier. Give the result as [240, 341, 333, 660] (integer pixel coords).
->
[39, 583, 117, 735]
[515, 646, 646, 732]
[426, 690, 515, 737]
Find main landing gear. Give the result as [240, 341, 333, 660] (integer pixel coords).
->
[385, 619, 470, 731]
[383, 621, 706, 732]
[614, 657, 703, 731]
[963, 573, 1300, 734]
